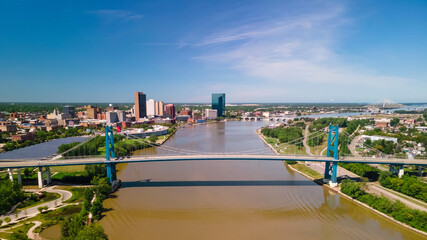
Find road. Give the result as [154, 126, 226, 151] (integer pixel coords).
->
[1, 154, 426, 169]
[349, 135, 362, 157]
[304, 161, 427, 212]
[303, 125, 314, 156]
[366, 183, 427, 212]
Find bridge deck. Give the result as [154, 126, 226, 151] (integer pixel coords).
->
[0, 154, 426, 169]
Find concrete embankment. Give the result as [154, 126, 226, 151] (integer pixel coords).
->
[255, 129, 279, 155]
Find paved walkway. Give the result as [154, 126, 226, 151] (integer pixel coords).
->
[0, 186, 72, 226]
[27, 221, 42, 240]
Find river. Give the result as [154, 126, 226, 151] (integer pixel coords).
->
[99, 121, 425, 240]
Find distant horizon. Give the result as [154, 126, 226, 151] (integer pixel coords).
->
[1, 101, 427, 105]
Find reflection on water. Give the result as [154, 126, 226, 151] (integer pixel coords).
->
[101, 122, 425, 240]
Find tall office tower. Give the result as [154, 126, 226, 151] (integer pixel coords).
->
[146, 99, 156, 117]
[165, 104, 176, 119]
[155, 101, 160, 116]
[62, 105, 75, 117]
[158, 101, 164, 117]
[134, 92, 147, 121]
[212, 93, 226, 117]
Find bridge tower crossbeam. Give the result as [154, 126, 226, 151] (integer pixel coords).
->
[324, 124, 339, 187]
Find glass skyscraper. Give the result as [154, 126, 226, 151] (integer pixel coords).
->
[212, 93, 225, 117]
[134, 92, 147, 121]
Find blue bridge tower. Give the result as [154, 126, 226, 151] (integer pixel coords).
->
[105, 126, 117, 183]
[324, 124, 339, 187]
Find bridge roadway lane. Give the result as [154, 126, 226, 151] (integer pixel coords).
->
[0, 154, 427, 169]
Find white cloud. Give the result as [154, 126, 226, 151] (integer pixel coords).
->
[87, 10, 143, 21]
[190, 2, 424, 102]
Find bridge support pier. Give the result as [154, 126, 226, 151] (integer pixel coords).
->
[38, 167, 43, 188]
[7, 168, 13, 181]
[389, 164, 405, 178]
[37, 167, 51, 188]
[398, 165, 404, 178]
[323, 161, 338, 187]
[323, 125, 339, 187]
[106, 163, 117, 183]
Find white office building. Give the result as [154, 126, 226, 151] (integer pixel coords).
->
[205, 109, 218, 120]
[146, 99, 156, 117]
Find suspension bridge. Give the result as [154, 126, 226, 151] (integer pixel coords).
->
[1, 125, 426, 188]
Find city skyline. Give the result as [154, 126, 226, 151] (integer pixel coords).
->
[0, 0, 426, 103]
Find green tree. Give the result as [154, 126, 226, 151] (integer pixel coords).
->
[90, 200, 103, 221]
[74, 224, 108, 240]
[390, 117, 400, 127]
[85, 165, 106, 180]
[399, 126, 407, 132]
[23, 168, 32, 178]
[149, 134, 158, 143]
[340, 179, 366, 199]
[0, 181, 26, 215]
[9, 232, 30, 240]
[61, 214, 86, 239]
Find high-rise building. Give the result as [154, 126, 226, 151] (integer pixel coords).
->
[86, 106, 99, 119]
[155, 101, 160, 116]
[212, 93, 225, 117]
[62, 105, 75, 118]
[205, 109, 218, 120]
[134, 92, 147, 121]
[158, 101, 164, 117]
[165, 104, 175, 119]
[146, 99, 156, 117]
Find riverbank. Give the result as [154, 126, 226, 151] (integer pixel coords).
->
[256, 127, 427, 237]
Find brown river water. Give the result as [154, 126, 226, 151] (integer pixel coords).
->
[43, 121, 427, 240]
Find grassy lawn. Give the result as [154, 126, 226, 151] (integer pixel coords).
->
[265, 137, 277, 145]
[276, 144, 307, 155]
[17, 192, 61, 211]
[311, 142, 328, 156]
[32, 205, 82, 233]
[50, 165, 86, 173]
[59, 186, 87, 203]
[289, 163, 323, 179]
[0, 222, 35, 239]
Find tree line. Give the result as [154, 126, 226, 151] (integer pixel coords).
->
[379, 171, 427, 202]
[261, 126, 303, 144]
[0, 180, 26, 215]
[341, 179, 427, 232]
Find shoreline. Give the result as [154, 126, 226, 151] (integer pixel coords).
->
[255, 127, 427, 237]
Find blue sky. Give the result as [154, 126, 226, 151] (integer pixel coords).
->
[0, 0, 426, 103]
